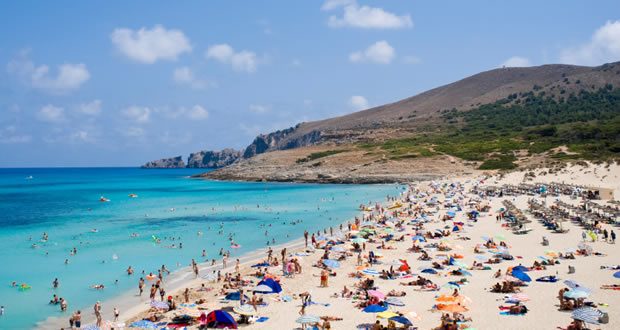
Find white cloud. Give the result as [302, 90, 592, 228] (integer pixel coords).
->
[124, 127, 145, 137]
[173, 66, 211, 89]
[321, 0, 355, 11]
[328, 3, 413, 29]
[350, 40, 395, 64]
[249, 104, 270, 114]
[0, 126, 31, 144]
[501, 56, 531, 67]
[402, 55, 421, 64]
[186, 105, 209, 120]
[349, 95, 369, 111]
[122, 106, 151, 123]
[7, 60, 90, 93]
[70, 130, 95, 143]
[37, 105, 65, 122]
[77, 99, 102, 116]
[110, 25, 192, 64]
[560, 20, 620, 66]
[205, 44, 258, 73]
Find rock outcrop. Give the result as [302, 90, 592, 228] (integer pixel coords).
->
[187, 149, 242, 168]
[141, 156, 185, 168]
[243, 127, 322, 158]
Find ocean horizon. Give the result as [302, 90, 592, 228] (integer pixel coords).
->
[0, 167, 401, 329]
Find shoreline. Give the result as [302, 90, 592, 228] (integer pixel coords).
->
[37, 185, 398, 330]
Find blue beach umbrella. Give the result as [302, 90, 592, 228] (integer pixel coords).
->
[389, 316, 412, 326]
[564, 290, 590, 299]
[512, 270, 531, 282]
[564, 280, 592, 293]
[512, 266, 529, 273]
[459, 270, 473, 277]
[614, 271, 620, 278]
[422, 268, 437, 274]
[412, 235, 426, 242]
[323, 259, 341, 268]
[224, 292, 249, 301]
[363, 304, 388, 313]
[446, 211, 456, 217]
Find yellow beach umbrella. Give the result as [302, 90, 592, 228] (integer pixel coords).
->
[376, 311, 399, 318]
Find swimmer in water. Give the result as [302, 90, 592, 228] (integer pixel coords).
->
[127, 266, 134, 275]
[90, 284, 104, 290]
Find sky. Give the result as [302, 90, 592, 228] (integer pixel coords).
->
[1, 1, 620, 167]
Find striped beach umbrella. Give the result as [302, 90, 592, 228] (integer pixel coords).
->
[233, 304, 257, 316]
[296, 314, 321, 324]
[571, 307, 602, 324]
[564, 290, 590, 299]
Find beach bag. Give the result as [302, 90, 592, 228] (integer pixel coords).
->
[599, 311, 609, 324]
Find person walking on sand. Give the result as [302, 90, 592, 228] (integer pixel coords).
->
[74, 310, 81, 330]
[94, 301, 102, 327]
[611, 230, 616, 244]
[304, 231, 308, 247]
[235, 259, 240, 274]
[138, 277, 144, 296]
[113, 307, 119, 321]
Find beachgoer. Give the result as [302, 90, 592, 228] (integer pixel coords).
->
[113, 307, 119, 321]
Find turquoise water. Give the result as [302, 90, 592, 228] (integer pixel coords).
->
[0, 167, 400, 329]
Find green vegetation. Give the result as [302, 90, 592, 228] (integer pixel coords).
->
[357, 86, 620, 170]
[296, 150, 349, 163]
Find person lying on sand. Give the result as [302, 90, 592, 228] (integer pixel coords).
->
[387, 289, 406, 296]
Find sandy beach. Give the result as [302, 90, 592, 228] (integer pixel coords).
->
[78, 161, 620, 330]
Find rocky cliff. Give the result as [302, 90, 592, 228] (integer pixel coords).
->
[187, 148, 242, 168]
[141, 156, 186, 168]
[243, 127, 322, 158]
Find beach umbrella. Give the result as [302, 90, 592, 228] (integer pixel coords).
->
[512, 266, 528, 273]
[565, 248, 577, 254]
[564, 280, 592, 293]
[458, 270, 473, 277]
[512, 270, 531, 282]
[224, 292, 249, 301]
[422, 268, 438, 274]
[453, 261, 470, 269]
[376, 311, 399, 318]
[564, 290, 590, 299]
[475, 256, 487, 261]
[412, 235, 426, 242]
[480, 236, 490, 241]
[507, 294, 530, 302]
[323, 259, 340, 268]
[207, 310, 237, 329]
[363, 304, 387, 313]
[201, 273, 218, 281]
[438, 304, 468, 313]
[233, 304, 257, 316]
[614, 271, 620, 278]
[352, 237, 367, 243]
[150, 301, 169, 309]
[495, 234, 505, 240]
[362, 269, 380, 276]
[130, 320, 157, 328]
[385, 298, 405, 306]
[316, 235, 327, 240]
[385, 260, 405, 266]
[571, 307, 602, 325]
[82, 327, 100, 330]
[435, 295, 456, 302]
[181, 306, 202, 317]
[389, 316, 412, 326]
[545, 251, 559, 258]
[442, 282, 460, 289]
[538, 256, 548, 262]
[446, 211, 456, 217]
[368, 290, 386, 301]
[296, 315, 321, 324]
[401, 311, 423, 320]
[331, 246, 346, 253]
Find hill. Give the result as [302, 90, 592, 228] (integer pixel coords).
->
[145, 61, 620, 182]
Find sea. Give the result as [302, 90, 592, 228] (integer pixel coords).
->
[0, 167, 402, 329]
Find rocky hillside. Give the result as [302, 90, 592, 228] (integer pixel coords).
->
[187, 149, 242, 168]
[146, 61, 620, 179]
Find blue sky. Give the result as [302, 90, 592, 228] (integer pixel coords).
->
[1, 0, 620, 167]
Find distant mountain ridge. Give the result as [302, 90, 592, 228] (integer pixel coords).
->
[143, 61, 620, 169]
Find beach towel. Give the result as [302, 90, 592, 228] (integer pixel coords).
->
[536, 277, 559, 283]
[500, 311, 525, 316]
[310, 301, 331, 306]
[255, 317, 269, 322]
